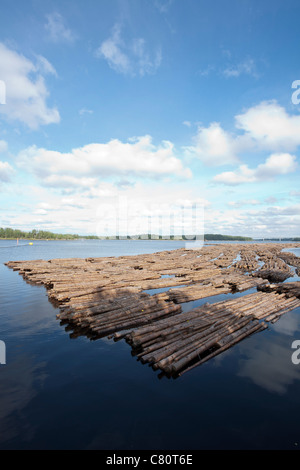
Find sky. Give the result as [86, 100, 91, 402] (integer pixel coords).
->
[0, 0, 300, 238]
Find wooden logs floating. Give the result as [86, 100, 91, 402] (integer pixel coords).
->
[59, 292, 182, 338]
[121, 290, 300, 377]
[259, 281, 300, 299]
[5, 242, 300, 377]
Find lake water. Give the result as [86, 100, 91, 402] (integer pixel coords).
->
[0, 239, 300, 450]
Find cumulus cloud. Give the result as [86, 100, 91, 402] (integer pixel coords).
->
[0, 43, 60, 129]
[45, 12, 75, 44]
[235, 101, 300, 152]
[186, 122, 241, 166]
[203, 202, 300, 239]
[259, 204, 300, 217]
[188, 101, 300, 166]
[213, 153, 297, 185]
[5, 180, 208, 237]
[16, 135, 191, 188]
[96, 24, 162, 76]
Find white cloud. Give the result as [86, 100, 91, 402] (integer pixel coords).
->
[235, 101, 300, 152]
[96, 24, 130, 75]
[5, 180, 208, 237]
[188, 101, 300, 167]
[5, 176, 300, 238]
[0, 161, 14, 182]
[223, 58, 258, 78]
[16, 135, 191, 187]
[255, 153, 297, 179]
[202, 202, 300, 238]
[186, 122, 240, 166]
[96, 24, 162, 76]
[132, 38, 162, 76]
[0, 43, 60, 129]
[259, 204, 300, 217]
[35, 55, 58, 77]
[45, 12, 75, 44]
[199, 56, 257, 79]
[214, 153, 297, 185]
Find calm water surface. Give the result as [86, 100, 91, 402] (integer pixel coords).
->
[1, 239, 300, 450]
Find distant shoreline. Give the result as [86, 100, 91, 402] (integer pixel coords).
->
[1, 237, 300, 242]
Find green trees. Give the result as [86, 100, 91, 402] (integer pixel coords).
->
[204, 234, 253, 241]
[0, 227, 81, 240]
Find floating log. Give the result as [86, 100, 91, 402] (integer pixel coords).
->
[5, 242, 300, 377]
[125, 289, 300, 377]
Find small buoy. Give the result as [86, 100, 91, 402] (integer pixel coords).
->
[29, 242, 33, 245]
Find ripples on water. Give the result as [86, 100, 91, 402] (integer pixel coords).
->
[0, 240, 300, 449]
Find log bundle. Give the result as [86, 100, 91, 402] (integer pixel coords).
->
[5, 242, 300, 377]
[120, 290, 300, 377]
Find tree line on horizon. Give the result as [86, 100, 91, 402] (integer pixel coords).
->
[0, 228, 253, 240]
[0, 227, 81, 240]
[1, 227, 299, 241]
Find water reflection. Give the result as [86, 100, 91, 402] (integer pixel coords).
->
[1, 239, 300, 449]
[237, 310, 300, 395]
[0, 355, 47, 445]
[272, 311, 300, 336]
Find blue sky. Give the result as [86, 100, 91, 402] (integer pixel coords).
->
[0, 0, 300, 237]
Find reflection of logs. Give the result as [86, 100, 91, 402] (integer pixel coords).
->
[5, 242, 300, 378]
[179, 321, 265, 377]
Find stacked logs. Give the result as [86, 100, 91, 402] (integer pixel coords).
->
[253, 257, 293, 283]
[232, 249, 260, 272]
[278, 252, 300, 276]
[121, 290, 300, 377]
[167, 273, 269, 304]
[58, 292, 182, 338]
[5, 242, 300, 377]
[259, 281, 300, 300]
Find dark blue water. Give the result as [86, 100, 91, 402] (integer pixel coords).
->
[1, 239, 300, 450]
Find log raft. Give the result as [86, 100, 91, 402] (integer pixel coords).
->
[5, 243, 300, 377]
